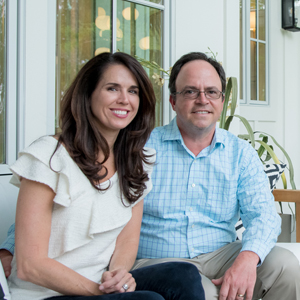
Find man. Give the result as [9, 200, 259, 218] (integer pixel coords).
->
[132, 52, 300, 300]
[1, 52, 300, 299]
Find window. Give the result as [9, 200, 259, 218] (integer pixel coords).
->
[56, 0, 167, 131]
[240, 0, 268, 104]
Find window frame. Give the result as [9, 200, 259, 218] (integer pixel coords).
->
[0, 0, 18, 175]
[240, 0, 269, 106]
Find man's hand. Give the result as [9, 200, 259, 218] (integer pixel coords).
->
[212, 251, 259, 300]
[99, 268, 136, 294]
[0, 249, 13, 278]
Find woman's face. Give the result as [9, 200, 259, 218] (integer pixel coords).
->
[91, 64, 140, 139]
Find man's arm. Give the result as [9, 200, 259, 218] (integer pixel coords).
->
[213, 144, 281, 300]
[0, 223, 15, 277]
[237, 146, 281, 261]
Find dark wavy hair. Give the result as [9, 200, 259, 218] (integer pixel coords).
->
[53, 52, 156, 204]
[168, 52, 226, 97]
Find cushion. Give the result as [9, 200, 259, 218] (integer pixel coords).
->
[0, 262, 10, 300]
[235, 163, 286, 240]
[263, 163, 286, 192]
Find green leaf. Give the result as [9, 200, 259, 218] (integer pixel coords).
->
[229, 77, 238, 116]
[225, 114, 255, 147]
[257, 136, 268, 158]
[238, 134, 250, 140]
[219, 77, 238, 130]
[220, 77, 233, 129]
[255, 140, 280, 163]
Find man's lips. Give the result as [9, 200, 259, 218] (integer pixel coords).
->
[192, 110, 211, 114]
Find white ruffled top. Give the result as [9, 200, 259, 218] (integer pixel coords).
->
[8, 136, 155, 300]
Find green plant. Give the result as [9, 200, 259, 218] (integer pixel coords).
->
[135, 55, 171, 87]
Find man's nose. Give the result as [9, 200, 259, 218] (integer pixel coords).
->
[195, 91, 209, 104]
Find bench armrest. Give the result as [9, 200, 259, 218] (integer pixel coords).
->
[273, 189, 300, 242]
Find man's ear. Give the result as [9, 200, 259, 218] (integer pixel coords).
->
[169, 95, 176, 111]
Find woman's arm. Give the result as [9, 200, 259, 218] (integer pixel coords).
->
[15, 178, 102, 296]
[100, 200, 143, 294]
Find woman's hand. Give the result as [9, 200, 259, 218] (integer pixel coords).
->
[99, 268, 136, 293]
[101, 200, 143, 294]
[0, 249, 13, 278]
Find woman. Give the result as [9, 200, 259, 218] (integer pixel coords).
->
[7, 52, 205, 300]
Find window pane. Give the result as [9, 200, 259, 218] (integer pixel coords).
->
[296, 0, 300, 27]
[239, 0, 243, 100]
[95, 0, 111, 55]
[0, 0, 6, 164]
[282, 0, 293, 27]
[259, 43, 266, 101]
[56, 0, 98, 132]
[117, 0, 163, 127]
[250, 0, 257, 39]
[258, 0, 265, 41]
[250, 40, 257, 100]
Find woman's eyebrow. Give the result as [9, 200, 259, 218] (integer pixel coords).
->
[104, 83, 139, 89]
[104, 82, 120, 87]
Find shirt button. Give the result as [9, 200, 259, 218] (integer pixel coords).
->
[192, 224, 195, 228]
[192, 248, 195, 252]
[189, 207, 193, 212]
[191, 183, 196, 188]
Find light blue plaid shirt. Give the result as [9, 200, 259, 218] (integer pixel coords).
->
[138, 117, 281, 263]
[0, 224, 15, 254]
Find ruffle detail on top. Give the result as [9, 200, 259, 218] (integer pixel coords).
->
[9, 137, 155, 258]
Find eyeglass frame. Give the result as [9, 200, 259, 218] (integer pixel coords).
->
[172, 87, 224, 100]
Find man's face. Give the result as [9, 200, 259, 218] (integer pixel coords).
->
[170, 59, 224, 137]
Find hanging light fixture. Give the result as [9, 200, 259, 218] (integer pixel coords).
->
[139, 36, 150, 50]
[122, 7, 139, 20]
[282, 0, 300, 31]
[95, 7, 110, 36]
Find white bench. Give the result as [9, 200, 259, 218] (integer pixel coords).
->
[1, 185, 299, 299]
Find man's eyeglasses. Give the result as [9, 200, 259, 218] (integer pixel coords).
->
[173, 88, 224, 100]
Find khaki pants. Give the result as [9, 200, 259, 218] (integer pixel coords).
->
[132, 241, 300, 300]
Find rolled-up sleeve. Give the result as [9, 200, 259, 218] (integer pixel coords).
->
[237, 145, 281, 264]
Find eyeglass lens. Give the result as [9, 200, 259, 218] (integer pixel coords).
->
[181, 88, 222, 100]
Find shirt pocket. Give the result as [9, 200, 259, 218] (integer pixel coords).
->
[204, 184, 238, 222]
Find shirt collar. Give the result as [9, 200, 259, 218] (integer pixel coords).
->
[162, 117, 183, 142]
[162, 117, 226, 155]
